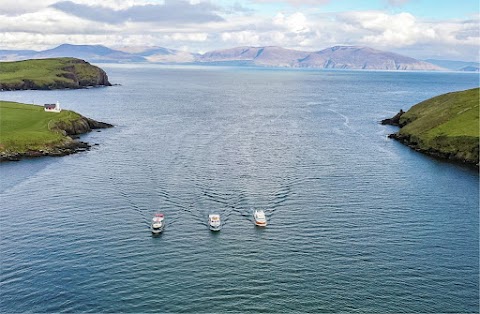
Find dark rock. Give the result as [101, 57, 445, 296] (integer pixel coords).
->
[53, 116, 113, 136]
[0, 58, 112, 91]
[1, 116, 111, 162]
[381, 109, 405, 126]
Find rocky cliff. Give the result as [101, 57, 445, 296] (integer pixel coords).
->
[383, 88, 479, 166]
[0, 58, 112, 91]
[0, 113, 113, 162]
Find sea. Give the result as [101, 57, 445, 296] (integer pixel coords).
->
[0, 65, 478, 313]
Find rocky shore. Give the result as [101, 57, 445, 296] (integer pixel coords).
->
[383, 107, 479, 167]
[0, 58, 112, 91]
[0, 116, 113, 162]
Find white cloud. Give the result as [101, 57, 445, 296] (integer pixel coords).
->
[0, 1, 478, 61]
[273, 12, 310, 33]
[167, 32, 209, 42]
[335, 10, 478, 52]
[221, 31, 261, 45]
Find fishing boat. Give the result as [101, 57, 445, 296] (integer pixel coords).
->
[208, 214, 221, 231]
[253, 209, 267, 227]
[151, 213, 165, 234]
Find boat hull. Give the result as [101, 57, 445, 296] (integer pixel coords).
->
[151, 228, 164, 234]
[151, 224, 164, 234]
[254, 221, 267, 227]
[209, 225, 221, 231]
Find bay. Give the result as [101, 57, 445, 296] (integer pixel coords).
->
[1, 66, 478, 313]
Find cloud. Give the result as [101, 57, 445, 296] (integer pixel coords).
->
[50, 0, 224, 24]
[273, 12, 310, 33]
[335, 10, 479, 50]
[221, 31, 261, 45]
[0, 0, 57, 16]
[0, 1, 478, 61]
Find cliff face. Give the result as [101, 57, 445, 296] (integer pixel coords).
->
[60, 60, 111, 87]
[384, 88, 479, 166]
[0, 58, 112, 91]
[54, 116, 113, 135]
[0, 114, 113, 162]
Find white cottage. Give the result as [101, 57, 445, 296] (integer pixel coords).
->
[44, 101, 61, 113]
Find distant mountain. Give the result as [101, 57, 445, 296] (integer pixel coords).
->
[299, 46, 444, 71]
[0, 43, 453, 71]
[34, 44, 146, 63]
[0, 49, 37, 61]
[120, 46, 197, 63]
[198, 46, 444, 71]
[424, 59, 480, 71]
[198, 46, 309, 67]
[459, 65, 480, 72]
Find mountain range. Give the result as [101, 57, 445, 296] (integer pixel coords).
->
[0, 43, 478, 72]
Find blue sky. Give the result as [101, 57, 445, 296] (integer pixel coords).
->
[0, 0, 478, 61]
[241, 0, 476, 18]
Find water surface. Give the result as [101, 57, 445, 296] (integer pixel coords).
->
[1, 66, 478, 313]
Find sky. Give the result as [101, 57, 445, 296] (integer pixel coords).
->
[0, 0, 478, 61]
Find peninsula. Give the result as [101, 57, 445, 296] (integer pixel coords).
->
[383, 88, 479, 166]
[0, 57, 111, 90]
[0, 101, 112, 161]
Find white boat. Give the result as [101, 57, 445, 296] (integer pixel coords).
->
[253, 209, 267, 227]
[208, 214, 221, 231]
[151, 213, 165, 234]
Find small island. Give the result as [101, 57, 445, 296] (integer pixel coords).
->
[0, 57, 111, 90]
[383, 88, 479, 166]
[0, 101, 112, 161]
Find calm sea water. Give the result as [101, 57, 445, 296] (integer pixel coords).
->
[0, 66, 478, 313]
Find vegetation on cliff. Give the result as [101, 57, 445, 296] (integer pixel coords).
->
[0, 101, 112, 161]
[0, 57, 111, 90]
[384, 88, 479, 165]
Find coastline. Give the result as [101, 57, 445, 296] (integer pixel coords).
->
[0, 115, 113, 162]
[382, 107, 479, 167]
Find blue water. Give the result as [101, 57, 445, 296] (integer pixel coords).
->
[1, 66, 478, 313]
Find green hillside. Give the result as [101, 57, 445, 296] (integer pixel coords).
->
[393, 88, 479, 165]
[0, 101, 81, 153]
[0, 58, 111, 90]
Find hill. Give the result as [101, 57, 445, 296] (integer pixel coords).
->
[197, 45, 444, 70]
[0, 101, 112, 161]
[116, 46, 197, 63]
[0, 43, 448, 71]
[0, 57, 111, 90]
[34, 44, 146, 63]
[300, 46, 443, 70]
[424, 59, 480, 71]
[384, 88, 479, 165]
[198, 46, 309, 67]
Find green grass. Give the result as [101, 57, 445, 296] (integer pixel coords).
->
[398, 87, 479, 161]
[0, 101, 81, 153]
[0, 58, 105, 89]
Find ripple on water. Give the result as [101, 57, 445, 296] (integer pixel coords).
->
[0, 68, 478, 313]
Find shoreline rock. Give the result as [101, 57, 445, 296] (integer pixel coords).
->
[0, 58, 112, 91]
[381, 109, 405, 126]
[383, 111, 479, 168]
[0, 116, 113, 162]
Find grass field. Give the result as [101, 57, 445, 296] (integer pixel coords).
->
[398, 87, 479, 162]
[0, 58, 109, 90]
[0, 101, 81, 152]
